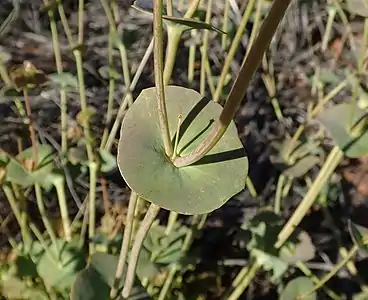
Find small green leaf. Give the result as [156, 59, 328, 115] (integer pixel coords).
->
[37, 239, 86, 290]
[117, 86, 248, 215]
[280, 231, 316, 264]
[283, 156, 319, 178]
[136, 247, 160, 280]
[49, 72, 79, 89]
[98, 149, 117, 173]
[0, 275, 48, 299]
[132, 1, 224, 34]
[70, 252, 149, 300]
[251, 248, 288, 282]
[317, 103, 368, 157]
[6, 145, 54, 187]
[76, 106, 96, 126]
[98, 67, 121, 80]
[14, 255, 38, 278]
[346, 0, 368, 17]
[348, 220, 368, 253]
[280, 277, 316, 300]
[144, 224, 188, 265]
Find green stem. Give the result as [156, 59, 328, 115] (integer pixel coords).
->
[45, 0, 68, 159]
[157, 263, 178, 300]
[165, 211, 178, 236]
[154, 0, 173, 157]
[213, 0, 257, 103]
[232, 266, 249, 288]
[122, 203, 160, 298]
[245, 0, 263, 58]
[34, 183, 58, 251]
[0, 57, 11, 86]
[88, 161, 98, 253]
[173, 0, 292, 167]
[163, 26, 182, 86]
[23, 88, 38, 168]
[321, 6, 336, 52]
[166, 0, 173, 16]
[221, 0, 230, 50]
[275, 146, 343, 248]
[303, 245, 358, 298]
[99, 4, 116, 149]
[349, 18, 368, 130]
[188, 29, 197, 84]
[104, 38, 154, 152]
[3, 184, 31, 247]
[227, 262, 260, 300]
[295, 260, 340, 299]
[274, 174, 285, 214]
[200, 0, 213, 95]
[110, 192, 138, 299]
[184, 0, 201, 18]
[53, 176, 72, 241]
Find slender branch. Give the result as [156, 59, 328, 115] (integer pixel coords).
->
[153, 0, 173, 157]
[213, 0, 257, 103]
[173, 0, 291, 167]
[121, 203, 160, 298]
[23, 88, 38, 168]
[110, 192, 138, 299]
[184, 0, 201, 18]
[275, 146, 343, 248]
[302, 245, 358, 297]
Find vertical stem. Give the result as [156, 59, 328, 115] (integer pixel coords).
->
[165, 211, 178, 236]
[213, 0, 257, 103]
[188, 29, 197, 84]
[45, 0, 68, 158]
[154, 0, 173, 157]
[104, 38, 154, 152]
[200, 0, 213, 95]
[184, 0, 201, 18]
[3, 184, 31, 247]
[23, 88, 38, 167]
[274, 174, 285, 214]
[88, 161, 98, 253]
[54, 177, 72, 241]
[157, 263, 179, 300]
[34, 183, 58, 250]
[276, 146, 344, 248]
[166, 0, 173, 16]
[349, 18, 368, 129]
[321, 7, 336, 52]
[163, 26, 182, 86]
[245, 0, 263, 58]
[122, 203, 160, 298]
[110, 192, 138, 299]
[221, 0, 230, 50]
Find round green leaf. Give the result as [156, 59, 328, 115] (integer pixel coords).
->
[346, 0, 368, 17]
[37, 239, 86, 290]
[70, 252, 149, 300]
[317, 103, 368, 158]
[118, 86, 248, 214]
[49, 72, 78, 89]
[283, 156, 319, 178]
[280, 277, 316, 300]
[5, 144, 54, 187]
